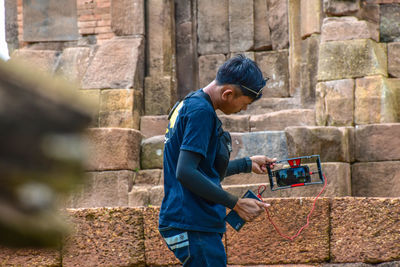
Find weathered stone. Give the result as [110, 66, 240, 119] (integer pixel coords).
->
[355, 123, 400, 162]
[149, 186, 164, 206]
[197, 0, 229, 55]
[355, 76, 399, 124]
[82, 37, 144, 89]
[63, 208, 145, 266]
[140, 115, 169, 138]
[134, 169, 163, 185]
[143, 207, 180, 265]
[380, 4, 400, 42]
[218, 114, 250, 132]
[285, 126, 354, 162]
[77, 89, 100, 127]
[111, 0, 144, 35]
[289, 0, 301, 96]
[279, 162, 351, 197]
[230, 131, 288, 161]
[128, 185, 151, 207]
[56, 47, 92, 86]
[254, 0, 272, 50]
[85, 128, 142, 171]
[318, 39, 387, 81]
[358, 1, 379, 24]
[250, 109, 315, 131]
[229, 0, 254, 52]
[146, 0, 175, 76]
[321, 17, 379, 42]
[144, 76, 174, 115]
[10, 49, 59, 74]
[68, 170, 134, 208]
[240, 97, 301, 115]
[323, 0, 360, 16]
[141, 135, 165, 169]
[223, 183, 283, 199]
[301, 34, 320, 105]
[301, 0, 322, 39]
[0, 246, 60, 266]
[198, 54, 226, 88]
[99, 89, 142, 129]
[226, 198, 330, 264]
[267, 0, 289, 50]
[255, 50, 290, 97]
[316, 79, 355, 126]
[388, 42, 400, 78]
[330, 198, 400, 263]
[23, 0, 79, 42]
[221, 172, 269, 186]
[352, 162, 400, 197]
[5, 0, 19, 52]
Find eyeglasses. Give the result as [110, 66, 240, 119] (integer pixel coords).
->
[239, 77, 269, 99]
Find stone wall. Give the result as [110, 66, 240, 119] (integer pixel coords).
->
[1, 198, 399, 266]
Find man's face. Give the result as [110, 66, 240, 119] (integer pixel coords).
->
[221, 92, 253, 115]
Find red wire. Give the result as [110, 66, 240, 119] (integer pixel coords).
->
[262, 174, 327, 241]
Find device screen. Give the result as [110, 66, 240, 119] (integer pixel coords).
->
[275, 166, 311, 187]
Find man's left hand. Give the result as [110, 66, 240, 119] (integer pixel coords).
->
[249, 155, 276, 174]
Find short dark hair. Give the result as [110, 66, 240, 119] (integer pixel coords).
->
[215, 54, 267, 100]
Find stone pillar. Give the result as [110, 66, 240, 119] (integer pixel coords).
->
[5, 0, 19, 53]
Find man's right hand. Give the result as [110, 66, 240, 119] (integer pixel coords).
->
[232, 198, 270, 222]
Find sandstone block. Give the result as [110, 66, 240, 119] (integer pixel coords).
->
[279, 162, 351, 197]
[267, 0, 289, 50]
[56, 47, 92, 86]
[254, 0, 272, 50]
[99, 89, 142, 129]
[240, 97, 301, 115]
[197, 0, 229, 55]
[223, 183, 283, 199]
[134, 169, 163, 185]
[230, 131, 288, 161]
[0, 247, 60, 266]
[141, 135, 165, 169]
[143, 207, 180, 266]
[318, 39, 387, 81]
[300, 0, 322, 39]
[250, 109, 315, 131]
[380, 4, 400, 42]
[323, 0, 360, 16]
[85, 128, 142, 171]
[388, 42, 400, 78]
[218, 114, 250, 132]
[321, 17, 379, 42]
[128, 185, 151, 207]
[144, 76, 174, 115]
[10, 49, 59, 74]
[111, 0, 144, 35]
[221, 173, 269, 186]
[82, 37, 144, 89]
[68, 170, 134, 208]
[352, 162, 400, 197]
[316, 79, 355, 126]
[355, 123, 400, 162]
[149, 185, 164, 206]
[63, 208, 145, 266]
[300, 35, 320, 105]
[229, 0, 254, 52]
[288, 0, 301, 97]
[355, 76, 399, 124]
[140, 115, 169, 138]
[146, 0, 175, 76]
[198, 54, 226, 88]
[226, 198, 330, 264]
[255, 50, 290, 97]
[330, 198, 400, 263]
[285, 126, 354, 162]
[358, 1, 379, 24]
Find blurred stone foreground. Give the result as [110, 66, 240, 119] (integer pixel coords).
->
[0, 59, 93, 247]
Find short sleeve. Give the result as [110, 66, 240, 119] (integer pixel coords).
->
[180, 108, 215, 158]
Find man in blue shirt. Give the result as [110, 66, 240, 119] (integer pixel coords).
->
[159, 54, 276, 266]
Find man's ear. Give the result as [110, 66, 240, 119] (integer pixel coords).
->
[221, 85, 235, 100]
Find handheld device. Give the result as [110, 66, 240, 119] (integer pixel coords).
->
[225, 190, 261, 231]
[267, 155, 324, 191]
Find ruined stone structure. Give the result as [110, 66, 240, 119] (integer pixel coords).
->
[2, 0, 400, 266]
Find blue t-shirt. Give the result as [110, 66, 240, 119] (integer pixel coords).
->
[159, 89, 226, 233]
